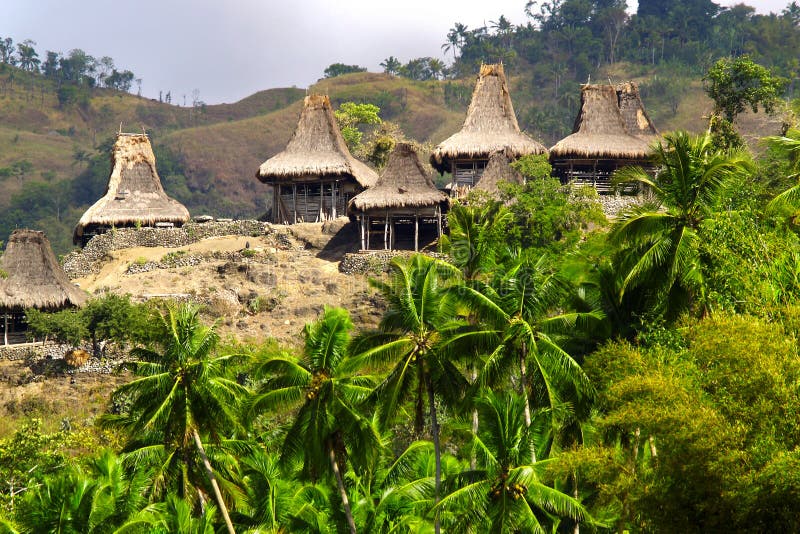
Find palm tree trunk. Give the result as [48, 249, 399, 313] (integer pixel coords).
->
[470, 366, 478, 470]
[192, 430, 236, 534]
[425, 374, 442, 534]
[519, 346, 536, 464]
[329, 445, 357, 534]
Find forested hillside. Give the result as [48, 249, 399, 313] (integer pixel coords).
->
[0, 0, 799, 254]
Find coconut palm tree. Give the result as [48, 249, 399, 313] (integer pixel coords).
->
[230, 449, 295, 533]
[348, 254, 494, 533]
[459, 253, 598, 460]
[10, 451, 156, 534]
[766, 127, 800, 213]
[146, 494, 217, 534]
[610, 131, 754, 317]
[99, 305, 248, 534]
[439, 200, 511, 281]
[249, 306, 380, 534]
[437, 390, 591, 533]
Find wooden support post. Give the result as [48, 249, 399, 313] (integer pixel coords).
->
[436, 206, 443, 238]
[360, 216, 365, 250]
[331, 183, 337, 219]
[3, 314, 7, 346]
[414, 211, 419, 252]
[366, 216, 370, 249]
[292, 184, 297, 224]
[273, 185, 279, 224]
[384, 213, 389, 250]
[390, 217, 395, 250]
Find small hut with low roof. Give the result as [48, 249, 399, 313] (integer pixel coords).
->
[256, 94, 378, 224]
[349, 143, 448, 251]
[472, 149, 525, 196]
[73, 133, 190, 246]
[0, 229, 87, 344]
[550, 84, 655, 192]
[430, 64, 547, 193]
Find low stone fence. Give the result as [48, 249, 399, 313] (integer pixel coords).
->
[0, 342, 128, 376]
[339, 250, 450, 275]
[63, 220, 277, 279]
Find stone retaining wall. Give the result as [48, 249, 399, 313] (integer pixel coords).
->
[340, 250, 450, 275]
[0, 342, 124, 374]
[63, 220, 277, 279]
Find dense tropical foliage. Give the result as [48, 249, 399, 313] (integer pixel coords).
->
[2, 2, 800, 531]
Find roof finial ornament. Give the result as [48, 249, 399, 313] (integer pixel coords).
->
[118, 122, 123, 135]
[141, 125, 147, 136]
[587, 74, 591, 84]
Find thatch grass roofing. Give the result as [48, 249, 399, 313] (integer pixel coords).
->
[550, 84, 652, 159]
[256, 94, 378, 188]
[616, 81, 659, 140]
[431, 64, 547, 172]
[73, 133, 190, 243]
[473, 150, 524, 195]
[0, 229, 87, 310]
[349, 143, 448, 212]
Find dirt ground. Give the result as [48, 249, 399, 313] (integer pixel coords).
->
[0, 222, 384, 439]
[73, 222, 383, 345]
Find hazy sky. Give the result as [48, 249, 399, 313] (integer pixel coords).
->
[4, 0, 794, 104]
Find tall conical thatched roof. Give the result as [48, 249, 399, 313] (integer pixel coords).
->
[616, 81, 658, 140]
[0, 230, 87, 310]
[550, 84, 652, 159]
[349, 143, 448, 212]
[430, 64, 547, 173]
[256, 94, 378, 188]
[473, 150, 525, 195]
[73, 133, 190, 243]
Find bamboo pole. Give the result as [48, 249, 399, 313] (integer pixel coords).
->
[360, 216, 365, 250]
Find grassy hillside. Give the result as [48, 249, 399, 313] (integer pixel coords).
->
[0, 62, 787, 254]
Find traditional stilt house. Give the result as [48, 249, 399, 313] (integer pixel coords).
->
[349, 143, 448, 252]
[430, 64, 547, 195]
[550, 84, 654, 193]
[472, 149, 525, 197]
[73, 133, 190, 246]
[256, 95, 378, 224]
[0, 230, 87, 345]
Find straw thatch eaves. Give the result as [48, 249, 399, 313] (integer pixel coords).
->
[473, 150, 525, 195]
[256, 94, 378, 188]
[73, 133, 190, 244]
[550, 84, 652, 159]
[616, 81, 659, 141]
[349, 143, 448, 213]
[430, 64, 547, 173]
[0, 229, 87, 311]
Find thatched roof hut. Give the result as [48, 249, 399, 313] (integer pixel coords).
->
[349, 143, 447, 213]
[349, 143, 447, 251]
[0, 229, 87, 311]
[473, 150, 525, 195]
[616, 81, 659, 141]
[430, 64, 547, 175]
[256, 94, 377, 188]
[550, 84, 652, 160]
[73, 133, 190, 245]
